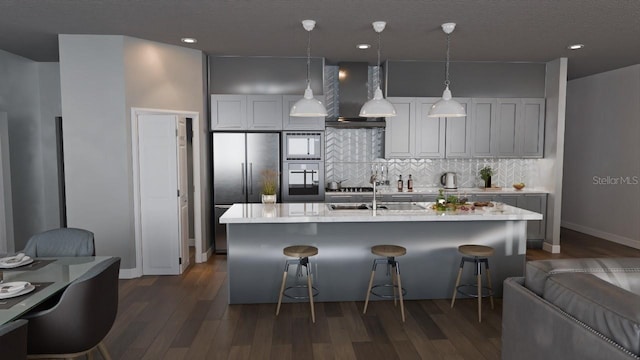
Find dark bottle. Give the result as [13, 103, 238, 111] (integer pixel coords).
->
[407, 174, 413, 192]
[397, 175, 403, 192]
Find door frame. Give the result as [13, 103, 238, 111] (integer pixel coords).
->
[131, 107, 203, 277]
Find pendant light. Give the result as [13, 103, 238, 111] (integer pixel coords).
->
[290, 20, 328, 117]
[428, 22, 466, 118]
[359, 21, 396, 118]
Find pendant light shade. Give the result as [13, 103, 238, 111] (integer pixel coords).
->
[428, 23, 466, 118]
[290, 20, 328, 117]
[360, 21, 396, 118]
[290, 85, 328, 117]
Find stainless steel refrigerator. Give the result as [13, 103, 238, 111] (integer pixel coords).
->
[213, 132, 280, 253]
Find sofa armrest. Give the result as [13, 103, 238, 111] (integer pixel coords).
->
[502, 277, 639, 360]
[545, 273, 640, 355]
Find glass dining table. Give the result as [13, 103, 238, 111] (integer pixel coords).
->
[0, 256, 114, 325]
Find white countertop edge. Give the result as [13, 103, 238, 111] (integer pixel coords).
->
[220, 203, 543, 224]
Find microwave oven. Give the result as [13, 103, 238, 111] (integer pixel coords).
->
[283, 131, 323, 161]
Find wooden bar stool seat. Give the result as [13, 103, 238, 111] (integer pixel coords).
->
[451, 244, 495, 322]
[363, 244, 407, 322]
[276, 245, 319, 323]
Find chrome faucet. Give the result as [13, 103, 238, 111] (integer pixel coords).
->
[369, 173, 377, 210]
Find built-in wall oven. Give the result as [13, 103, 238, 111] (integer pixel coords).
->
[282, 131, 324, 202]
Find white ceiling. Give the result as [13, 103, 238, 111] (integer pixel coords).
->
[1, 0, 638, 79]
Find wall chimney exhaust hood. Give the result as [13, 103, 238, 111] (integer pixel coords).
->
[325, 62, 387, 128]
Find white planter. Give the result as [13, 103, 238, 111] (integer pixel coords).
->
[261, 194, 276, 204]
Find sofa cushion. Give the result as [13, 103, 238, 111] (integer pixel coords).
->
[525, 258, 640, 296]
[544, 272, 640, 355]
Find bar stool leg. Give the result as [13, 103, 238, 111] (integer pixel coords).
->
[306, 263, 315, 323]
[275, 262, 290, 316]
[363, 261, 377, 314]
[395, 262, 405, 322]
[451, 258, 464, 308]
[476, 259, 482, 323]
[485, 262, 494, 309]
[390, 261, 398, 306]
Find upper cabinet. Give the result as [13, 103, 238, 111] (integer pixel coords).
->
[211, 94, 326, 131]
[385, 96, 545, 159]
[386, 97, 471, 159]
[385, 97, 446, 158]
[282, 95, 326, 130]
[473, 98, 545, 158]
[211, 95, 247, 130]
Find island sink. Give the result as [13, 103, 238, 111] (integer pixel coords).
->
[327, 203, 426, 211]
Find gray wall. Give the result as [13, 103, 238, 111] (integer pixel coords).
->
[0, 50, 62, 250]
[387, 61, 546, 98]
[0, 113, 13, 253]
[562, 64, 640, 248]
[59, 35, 207, 269]
[210, 56, 324, 95]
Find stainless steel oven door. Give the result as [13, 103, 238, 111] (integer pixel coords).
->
[282, 162, 325, 202]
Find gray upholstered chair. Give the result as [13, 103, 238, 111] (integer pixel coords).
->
[22, 228, 95, 258]
[0, 319, 28, 360]
[23, 257, 120, 360]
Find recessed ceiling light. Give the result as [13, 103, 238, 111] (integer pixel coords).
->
[568, 44, 584, 50]
[181, 37, 197, 44]
[356, 44, 371, 50]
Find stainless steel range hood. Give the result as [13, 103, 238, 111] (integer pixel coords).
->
[325, 62, 386, 128]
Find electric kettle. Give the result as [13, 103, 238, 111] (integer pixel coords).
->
[440, 172, 458, 189]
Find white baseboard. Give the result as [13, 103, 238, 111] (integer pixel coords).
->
[561, 221, 640, 250]
[542, 242, 561, 253]
[196, 246, 212, 263]
[119, 267, 142, 279]
[189, 238, 195, 247]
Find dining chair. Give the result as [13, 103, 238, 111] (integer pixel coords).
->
[22, 228, 95, 257]
[23, 257, 120, 360]
[0, 319, 28, 360]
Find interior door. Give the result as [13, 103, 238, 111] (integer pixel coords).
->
[138, 114, 181, 275]
[177, 117, 189, 273]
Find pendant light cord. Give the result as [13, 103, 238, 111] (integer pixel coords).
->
[306, 30, 311, 88]
[444, 33, 451, 86]
[376, 31, 382, 87]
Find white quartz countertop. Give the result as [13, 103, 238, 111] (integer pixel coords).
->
[325, 187, 549, 195]
[219, 202, 543, 224]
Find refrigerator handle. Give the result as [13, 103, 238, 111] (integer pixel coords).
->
[249, 163, 253, 194]
[241, 163, 245, 195]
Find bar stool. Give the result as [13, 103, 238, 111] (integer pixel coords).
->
[451, 244, 495, 322]
[363, 245, 407, 322]
[275, 245, 319, 323]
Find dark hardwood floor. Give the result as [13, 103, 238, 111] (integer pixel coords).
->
[104, 228, 640, 359]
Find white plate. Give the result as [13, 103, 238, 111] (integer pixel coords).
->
[0, 282, 35, 299]
[0, 256, 34, 269]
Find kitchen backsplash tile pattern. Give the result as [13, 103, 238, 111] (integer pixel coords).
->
[325, 128, 539, 188]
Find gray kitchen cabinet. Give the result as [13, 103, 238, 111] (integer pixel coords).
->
[500, 194, 519, 207]
[469, 98, 545, 158]
[383, 193, 415, 202]
[386, 97, 445, 159]
[494, 98, 545, 157]
[282, 95, 326, 130]
[385, 98, 415, 158]
[444, 98, 472, 158]
[516, 194, 547, 240]
[247, 95, 283, 130]
[520, 98, 545, 157]
[471, 98, 497, 157]
[211, 95, 247, 130]
[414, 98, 446, 158]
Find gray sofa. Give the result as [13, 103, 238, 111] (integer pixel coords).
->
[502, 258, 640, 360]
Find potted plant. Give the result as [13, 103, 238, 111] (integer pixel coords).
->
[480, 166, 493, 188]
[260, 169, 278, 204]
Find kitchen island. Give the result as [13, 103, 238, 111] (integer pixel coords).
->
[220, 202, 542, 304]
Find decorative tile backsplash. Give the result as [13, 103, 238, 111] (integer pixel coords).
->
[325, 128, 540, 188]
